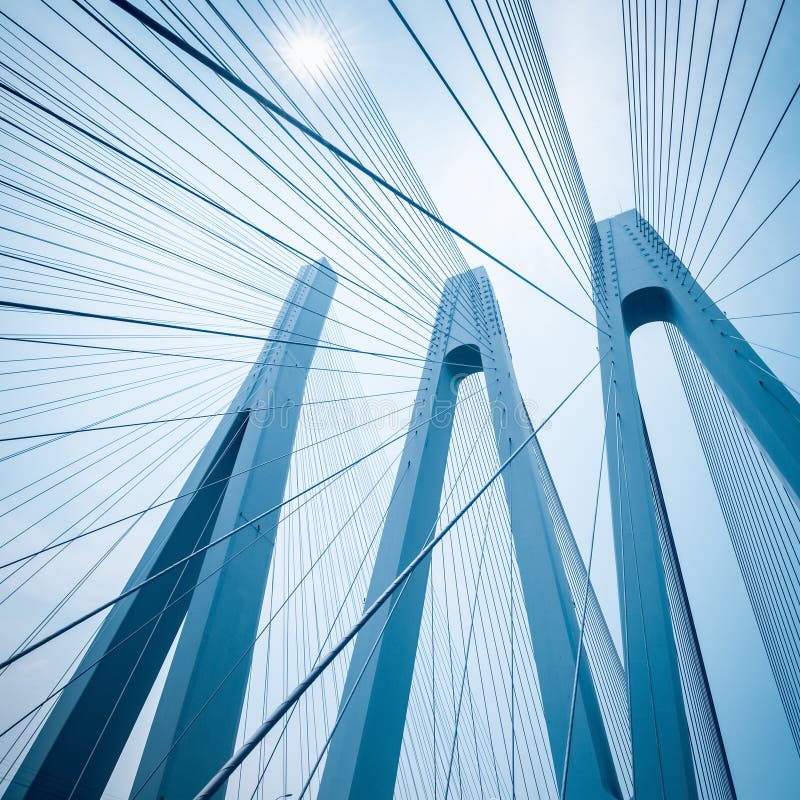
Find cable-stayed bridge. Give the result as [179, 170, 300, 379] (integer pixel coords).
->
[0, 1, 798, 798]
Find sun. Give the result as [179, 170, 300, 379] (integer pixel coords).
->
[286, 32, 331, 78]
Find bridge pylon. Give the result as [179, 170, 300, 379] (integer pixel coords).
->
[596, 209, 800, 799]
[2, 260, 337, 800]
[317, 267, 623, 800]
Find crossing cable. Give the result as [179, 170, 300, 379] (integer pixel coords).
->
[0, 336, 396, 736]
[702, 171, 800, 294]
[237, 398, 498, 800]
[400, 402, 531, 794]
[3, 67, 496, 364]
[35, 0, 510, 337]
[0, 390, 405, 741]
[294, 386, 552, 792]
[0, 236, 421, 362]
[0, 370, 256, 462]
[508, 0, 601, 259]
[0, 71, 306, 307]
[0, 388, 428, 570]
[0, 390, 236, 580]
[659, 0, 682, 239]
[0, 335, 419, 381]
[0, 379, 493, 671]
[0, 355, 250, 521]
[0, 243, 422, 358]
[621, 0, 643, 238]
[0, 61, 440, 320]
[532, 435, 633, 794]
[382, 0, 596, 295]
[684, 0, 787, 282]
[0, 298, 452, 368]
[130, 384, 494, 796]
[2, 421, 388, 777]
[0, 206, 434, 359]
[446, 424, 547, 793]
[0, 158, 496, 368]
[441, 0, 598, 289]
[0, 372, 245, 608]
[559, 363, 614, 799]
[148, 0, 462, 324]
[24, 1, 462, 330]
[0, 347, 236, 428]
[191, 352, 607, 799]
[0, 377, 245, 668]
[99, 0, 607, 334]
[383, 0, 604, 319]
[228, 380, 476, 796]
[671, 0, 721, 253]
[71, 476, 235, 800]
[674, 0, 746, 259]
[668, 325, 800, 749]
[300, 0, 473, 277]
[300, 394, 534, 792]
[4, 116, 440, 354]
[491, 0, 598, 259]
[0, 51, 444, 342]
[248, 0, 476, 300]
[0, 171, 431, 359]
[665, 0, 699, 247]
[0, 389, 415, 448]
[82, 387, 402, 800]
[442, 507, 492, 798]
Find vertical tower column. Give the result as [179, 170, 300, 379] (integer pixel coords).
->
[4, 260, 337, 800]
[132, 261, 338, 800]
[598, 317, 698, 800]
[318, 268, 621, 800]
[596, 208, 800, 798]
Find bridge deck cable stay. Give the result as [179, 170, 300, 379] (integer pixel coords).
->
[0, 1, 798, 799]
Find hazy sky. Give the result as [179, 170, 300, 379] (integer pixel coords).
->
[1, 0, 798, 797]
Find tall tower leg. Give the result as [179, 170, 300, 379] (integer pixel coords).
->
[318, 268, 620, 799]
[131, 261, 338, 800]
[596, 208, 800, 797]
[598, 328, 698, 800]
[484, 332, 621, 799]
[3, 261, 336, 800]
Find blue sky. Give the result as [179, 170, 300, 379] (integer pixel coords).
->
[0, 0, 798, 797]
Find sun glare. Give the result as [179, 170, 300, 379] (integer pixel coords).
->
[287, 32, 330, 77]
